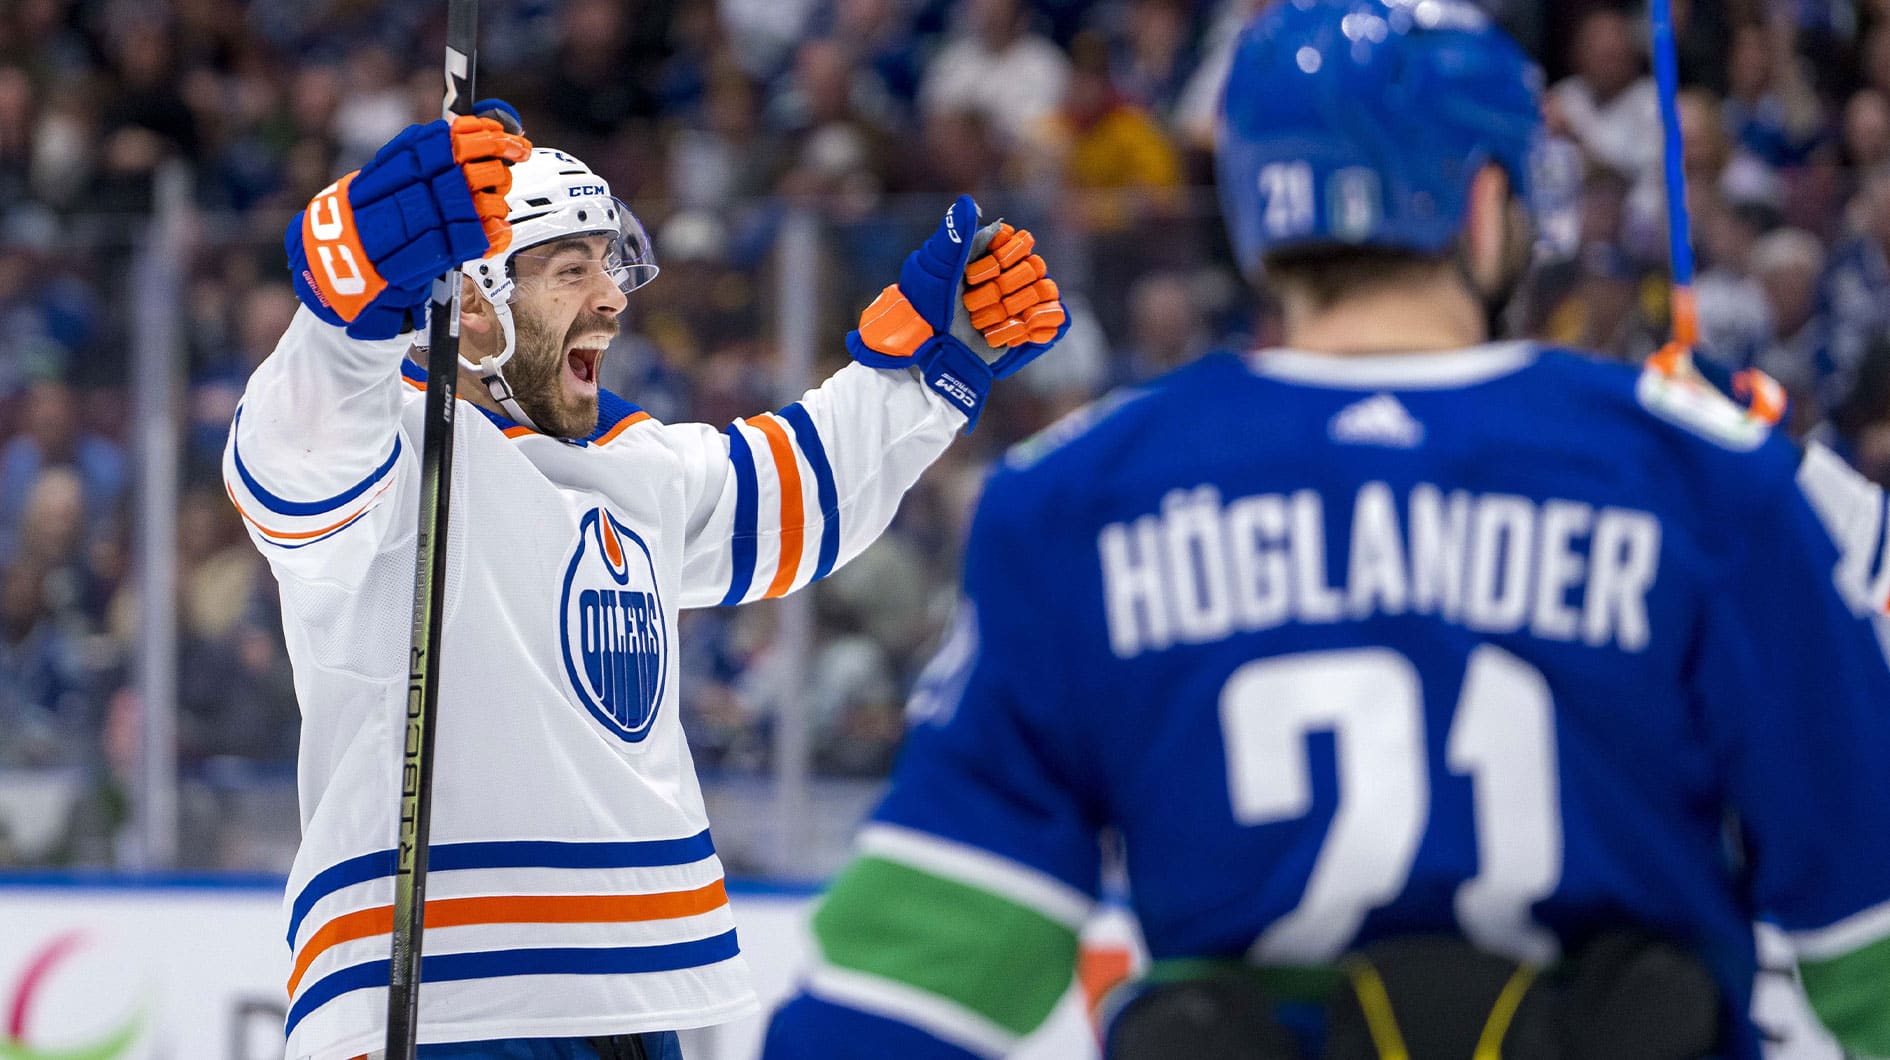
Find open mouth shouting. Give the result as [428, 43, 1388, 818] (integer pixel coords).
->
[565, 342, 606, 394]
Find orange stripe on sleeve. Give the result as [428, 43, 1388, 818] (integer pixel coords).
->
[287, 879, 729, 997]
[745, 414, 806, 598]
[226, 480, 391, 542]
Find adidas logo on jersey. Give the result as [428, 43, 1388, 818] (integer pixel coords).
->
[1330, 393, 1424, 448]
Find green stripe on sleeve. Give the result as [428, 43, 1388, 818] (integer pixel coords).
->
[813, 854, 1081, 1037]
[1799, 933, 1890, 1055]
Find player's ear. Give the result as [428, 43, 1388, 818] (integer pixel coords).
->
[459, 274, 494, 336]
[1462, 164, 1515, 298]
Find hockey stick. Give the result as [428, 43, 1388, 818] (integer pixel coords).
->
[1648, 0, 1697, 369]
[1645, 0, 1785, 421]
[385, 1, 476, 1056]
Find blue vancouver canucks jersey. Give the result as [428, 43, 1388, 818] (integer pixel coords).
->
[765, 344, 1890, 1059]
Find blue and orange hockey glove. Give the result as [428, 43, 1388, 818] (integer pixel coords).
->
[848, 195, 1070, 428]
[287, 113, 532, 340]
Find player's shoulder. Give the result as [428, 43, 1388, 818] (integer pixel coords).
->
[1004, 353, 1242, 465]
[984, 353, 1242, 504]
[1530, 345, 1798, 474]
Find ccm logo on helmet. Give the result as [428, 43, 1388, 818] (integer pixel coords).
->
[558, 508, 669, 743]
[569, 185, 608, 197]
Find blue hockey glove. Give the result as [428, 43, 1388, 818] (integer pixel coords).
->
[287, 113, 532, 340]
[848, 195, 1071, 429]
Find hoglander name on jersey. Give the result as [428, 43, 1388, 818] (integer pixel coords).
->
[559, 507, 669, 742]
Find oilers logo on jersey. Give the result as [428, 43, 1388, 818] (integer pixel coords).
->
[560, 507, 668, 742]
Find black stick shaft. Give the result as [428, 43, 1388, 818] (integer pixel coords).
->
[385, 1, 475, 1055]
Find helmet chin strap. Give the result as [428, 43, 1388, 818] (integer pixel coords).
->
[461, 286, 542, 432]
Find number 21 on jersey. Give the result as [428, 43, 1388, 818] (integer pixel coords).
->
[1220, 645, 1562, 964]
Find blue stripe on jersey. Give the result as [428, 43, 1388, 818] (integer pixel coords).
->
[780, 403, 841, 583]
[285, 830, 718, 948]
[230, 406, 403, 517]
[719, 423, 760, 606]
[285, 929, 742, 1036]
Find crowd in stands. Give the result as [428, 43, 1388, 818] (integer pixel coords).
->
[1, 0, 1888, 868]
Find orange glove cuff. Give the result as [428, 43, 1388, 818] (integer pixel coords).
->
[301, 172, 389, 322]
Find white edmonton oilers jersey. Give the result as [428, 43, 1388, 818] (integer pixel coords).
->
[223, 308, 966, 1060]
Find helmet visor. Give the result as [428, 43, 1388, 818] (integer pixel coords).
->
[509, 199, 659, 296]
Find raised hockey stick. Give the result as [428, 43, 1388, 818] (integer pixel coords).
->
[1648, 0, 1697, 370]
[385, 1, 477, 1055]
[1645, 0, 1785, 422]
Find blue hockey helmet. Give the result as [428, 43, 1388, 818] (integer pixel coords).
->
[1217, 0, 1567, 279]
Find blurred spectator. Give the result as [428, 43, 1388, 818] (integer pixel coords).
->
[188, 281, 298, 480]
[542, 0, 662, 140]
[772, 38, 897, 219]
[1721, 18, 1823, 169]
[1819, 170, 1890, 412]
[333, 45, 415, 172]
[1172, 0, 1268, 153]
[920, 0, 1071, 146]
[94, 16, 200, 215]
[0, 381, 127, 568]
[907, 107, 1006, 196]
[1750, 228, 1830, 403]
[1694, 194, 1775, 368]
[1108, 0, 1198, 119]
[0, 468, 111, 769]
[169, 488, 296, 764]
[1027, 31, 1183, 230]
[831, 0, 926, 107]
[1830, 335, 1890, 485]
[668, 71, 783, 213]
[1115, 271, 1208, 384]
[1549, 9, 1662, 239]
[1844, 89, 1890, 176]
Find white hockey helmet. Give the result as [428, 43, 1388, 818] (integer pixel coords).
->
[459, 147, 659, 429]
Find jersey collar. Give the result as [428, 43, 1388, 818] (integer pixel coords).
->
[399, 359, 647, 445]
[1246, 342, 1537, 389]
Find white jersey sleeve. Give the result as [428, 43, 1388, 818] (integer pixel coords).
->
[662, 362, 966, 609]
[221, 307, 416, 587]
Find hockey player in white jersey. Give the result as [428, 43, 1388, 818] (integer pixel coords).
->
[224, 102, 1069, 1060]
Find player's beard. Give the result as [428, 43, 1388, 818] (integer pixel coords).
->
[506, 301, 619, 438]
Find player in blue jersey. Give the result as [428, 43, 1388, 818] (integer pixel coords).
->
[760, 2, 1890, 1058]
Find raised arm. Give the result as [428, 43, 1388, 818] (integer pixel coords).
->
[223, 115, 528, 584]
[668, 196, 1071, 609]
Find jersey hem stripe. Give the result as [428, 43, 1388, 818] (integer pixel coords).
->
[856, 823, 1092, 929]
[780, 402, 841, 582]
[719, 423, 760, 605]
[285, 929, 743, 1036]
[230, 406, 402, 517]
[287, 879, 730, 996]
[805, 962, 1017, 1058]
[286, 831, 717, 948]
[1790, 896, 1890, 961]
